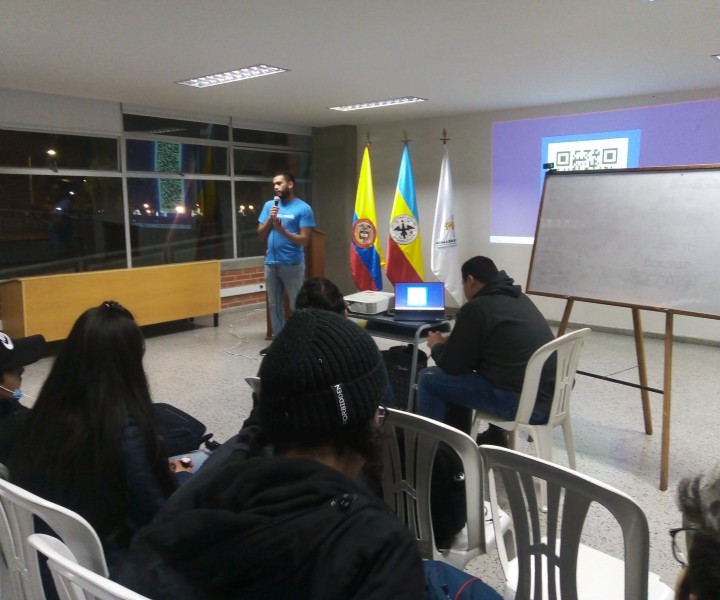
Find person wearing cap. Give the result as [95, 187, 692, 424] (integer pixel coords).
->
[117, 308, 426, 600]
[416, 256, 556, 447]
[0, 331, 46, 465]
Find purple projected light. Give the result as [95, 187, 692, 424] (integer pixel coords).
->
[490, 97, 720, 243]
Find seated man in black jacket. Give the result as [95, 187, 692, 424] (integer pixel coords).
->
[117, 309, 426, 600]
[416, 256, 555, 446]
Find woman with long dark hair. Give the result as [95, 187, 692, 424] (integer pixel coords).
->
[9, 300, 176, 569]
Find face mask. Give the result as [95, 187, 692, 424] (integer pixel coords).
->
[0, 385, 33, 400]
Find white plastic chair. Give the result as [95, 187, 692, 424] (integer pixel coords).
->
[381, 407, 512, 569]
[0, 477, 107, 600]
[473, 328, 590, 507]
[28, 534, 150, 600]
[479, 445, 673, 600]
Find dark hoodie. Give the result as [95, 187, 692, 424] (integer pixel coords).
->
[0, 398, 28, 464]
[431, 270, 556, 412]
[117, 455, 425, 600]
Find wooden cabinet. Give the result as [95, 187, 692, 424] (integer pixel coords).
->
[0, 261, 220, 341]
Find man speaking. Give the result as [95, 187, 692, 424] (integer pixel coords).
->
[416, 256, 556, 446]
[257, 171, 316, 354]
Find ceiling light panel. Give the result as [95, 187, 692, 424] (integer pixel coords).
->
[176, 65, 288, 88]
[329, 96, 427, 111]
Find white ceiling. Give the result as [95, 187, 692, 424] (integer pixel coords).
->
[2, 0, 720, 130]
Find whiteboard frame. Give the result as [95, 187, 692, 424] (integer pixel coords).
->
[526, 164, 720, 320]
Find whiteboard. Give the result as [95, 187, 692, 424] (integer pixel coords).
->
[527, 166, 720, 318]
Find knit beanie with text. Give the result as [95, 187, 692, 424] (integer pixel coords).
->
[258, 308, 387, 442]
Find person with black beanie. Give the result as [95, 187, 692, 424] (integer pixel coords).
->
[117, 309, 426, 600]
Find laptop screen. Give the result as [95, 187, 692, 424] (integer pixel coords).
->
[394, 282, 446, 312]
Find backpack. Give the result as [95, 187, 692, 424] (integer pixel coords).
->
[381, 344, 428, 410]
[430, 442, 468, 549]
[153, 403, 219, 456]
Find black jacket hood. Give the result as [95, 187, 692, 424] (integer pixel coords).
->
[474, 270, 521, 300]
[119, 455, 425, 600]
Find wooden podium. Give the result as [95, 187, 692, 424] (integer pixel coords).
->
[265, 229, 325, 339]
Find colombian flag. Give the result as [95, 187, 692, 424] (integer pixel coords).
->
[350, 145, 385, 290]
[386, 143, 425, 284]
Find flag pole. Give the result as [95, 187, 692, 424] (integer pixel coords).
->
[431, 130, 463, 305]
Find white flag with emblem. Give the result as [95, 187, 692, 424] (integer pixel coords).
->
[431, 144, 463, 305]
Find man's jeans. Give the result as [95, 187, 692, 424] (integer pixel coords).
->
[416, 366, 548, 425]
[265, 263, 305, 337]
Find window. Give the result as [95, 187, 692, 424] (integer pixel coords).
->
[232, 128, 311, 149]
[0, 117, 312, 277]
[127, 177, 233, 266]
[0, 129, 118, 171]
[0, 174, 125, 278]
[235, 180, 311, 258]
[126, 140, 228, 175]
[233, 148, 311, 179]
[123, 114, 229, 141]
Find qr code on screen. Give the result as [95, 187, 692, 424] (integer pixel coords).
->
[547, 137, 630, 171]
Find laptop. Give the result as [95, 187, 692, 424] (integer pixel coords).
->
[392, 281, 446, 322]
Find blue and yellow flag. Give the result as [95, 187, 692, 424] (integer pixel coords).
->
[386, 143, 425, 284]
[350, 145, 385, 290]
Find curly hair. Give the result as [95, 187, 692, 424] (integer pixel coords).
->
[676, 468, 720, 599]
[295, 277, 347, 315]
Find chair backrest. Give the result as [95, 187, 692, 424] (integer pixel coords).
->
[479, 445, 650, 600]
[0, 477, 107, 600]
[380, 408, 485, 566]
[28, 534, 150, 600]
[514, 328, 590, 426]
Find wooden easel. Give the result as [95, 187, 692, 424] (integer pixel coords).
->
[557, 299, 673, 490]
[525, 166, 720, 492]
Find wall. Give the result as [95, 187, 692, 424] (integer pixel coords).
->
[220, 261, 266, 309]
[0, 88, 122, 134]
[312, 125, 358, 294]
[5, 86, 720, 340]
[353, 88, 720, 342]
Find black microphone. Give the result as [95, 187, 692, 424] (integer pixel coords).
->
[273, 195, 280, 207]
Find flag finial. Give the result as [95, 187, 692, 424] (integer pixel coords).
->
[366, 131, 371, 146]
[441, 129, 450, 144]
[401, 130, 411, 144]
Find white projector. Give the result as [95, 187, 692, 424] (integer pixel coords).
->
[344, 291, 394, 315]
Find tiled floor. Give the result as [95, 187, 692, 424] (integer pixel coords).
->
[19, 304, 709, 593]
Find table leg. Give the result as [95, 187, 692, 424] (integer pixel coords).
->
[632, 309, 653, 435]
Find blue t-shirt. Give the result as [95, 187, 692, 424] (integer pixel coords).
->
[258, 197, 316, 265]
